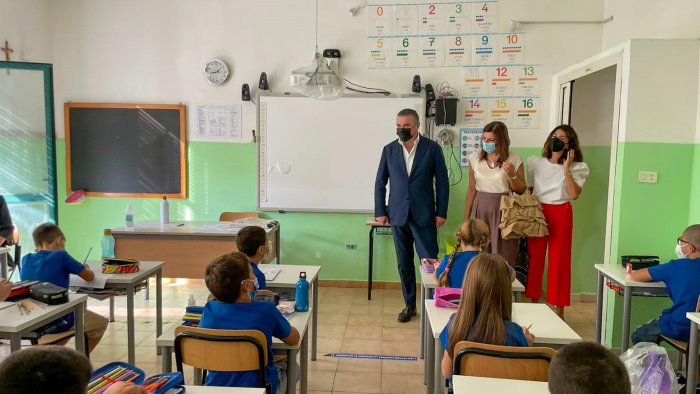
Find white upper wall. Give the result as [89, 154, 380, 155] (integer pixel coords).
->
[0, 0, 52, 62]
[603, 0, 700, 143]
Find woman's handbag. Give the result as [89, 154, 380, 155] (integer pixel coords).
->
[499, 192, 548, 239]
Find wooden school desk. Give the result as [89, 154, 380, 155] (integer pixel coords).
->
[0, 246, 9, 278]
[366, 219, 391, 300]
[452, 376, 548, 393]
[112, 221, 280, 279]
[686, 312, 700, 392]
[0, 293, 88, 353]
[424, 301, 581, 394]
[594, 264, 666, 352]
[419, 267, 526, 359]
[157, 310, 311, 394]
[80, 260, 164, 365]
[263, 264, 321, 361]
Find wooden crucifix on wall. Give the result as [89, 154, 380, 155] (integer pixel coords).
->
[2, 41, 14, 62]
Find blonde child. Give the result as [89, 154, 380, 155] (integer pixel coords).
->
[440, 254, 534, 380]
[435, 219, 491, 288]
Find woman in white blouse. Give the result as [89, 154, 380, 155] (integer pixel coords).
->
[465, 121, 526, 267]
[525, 124, 589, 319]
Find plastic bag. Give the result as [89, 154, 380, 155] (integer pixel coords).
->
[619, 342, 679, 394]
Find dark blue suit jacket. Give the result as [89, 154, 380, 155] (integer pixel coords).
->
[374, 137, 449, 227]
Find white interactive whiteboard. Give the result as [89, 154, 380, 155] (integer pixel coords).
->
[258, 94, 425, 212]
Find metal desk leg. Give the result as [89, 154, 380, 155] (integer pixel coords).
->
[311, 277, 318, 361]
[126, 284, 136, 365]
[144, 279, 149, 300]
[686, 321, 698, 393]
[276, 226, 281, 264]
[514, 291, 522, 302]
[420, 284, 426, 360]
[9, 333, 21, 352]
[368, 226, 375, 300]
[156, 270, 163, 356]
[433, 337, 443, 394]
[621, 284, 632, 352]
[426, 319, 435, 394]
[287, 348, 298, 394]
[193, 368, 203, 385]
[109, 296, 115, 322]
[300, 333, 308, 394]
[75, 302, 86, 354]
[595, 271, 604, 343]
[161, 346, 172, 373]
[1, 253, 7, 280]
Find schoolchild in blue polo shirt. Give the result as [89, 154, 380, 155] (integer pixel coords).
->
[435, 219, 491, 288]
[236, 226, 270, 290]
[631, 224, 700, 344]
[199, 252, 300, 392]
[20, 223, 108, 352]
[440, 254, 534, 381]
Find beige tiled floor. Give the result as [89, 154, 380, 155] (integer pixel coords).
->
[0, 279, 596, 393]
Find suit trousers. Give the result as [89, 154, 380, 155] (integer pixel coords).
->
[391, 213, 439, 309]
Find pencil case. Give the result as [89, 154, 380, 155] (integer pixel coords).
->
[102, 258, 140, 274]
[620, 255, 659, 270]
[7, 280, 40, 300]
[141, 372, 185, 394]
[29, 282, 69, 305]
[88, 362, 145, 394]
[420, 258, 440, 274]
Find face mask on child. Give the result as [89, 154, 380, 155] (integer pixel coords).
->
[675, 243, 689, 259]
[246, 279, 258, 301]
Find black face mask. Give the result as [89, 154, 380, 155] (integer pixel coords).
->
[550, 138, 566, 152]
[397, 128, 413, 142]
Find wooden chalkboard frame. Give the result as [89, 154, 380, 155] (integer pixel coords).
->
[64, 103, 187, 198]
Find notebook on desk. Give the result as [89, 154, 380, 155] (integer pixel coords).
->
[260, 266, 281, 281]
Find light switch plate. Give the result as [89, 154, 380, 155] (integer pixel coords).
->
[639, 171, 658, 184]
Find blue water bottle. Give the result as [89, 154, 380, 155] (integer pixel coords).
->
[101, 229, 115, 258]
[295, 272, 309, 312]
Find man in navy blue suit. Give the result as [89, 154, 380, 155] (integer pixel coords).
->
[374, 109, 449, 322]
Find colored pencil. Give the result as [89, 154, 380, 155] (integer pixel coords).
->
[89, 368, 129, 394]
[17, 303, 23, 315]
[28, 299, 46, 309]
[87, 366, 122, 390]
[94, 370, 133, 394]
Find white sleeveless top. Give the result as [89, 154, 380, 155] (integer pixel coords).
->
[468, 149, 523, 193]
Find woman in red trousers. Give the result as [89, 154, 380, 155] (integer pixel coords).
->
[525, 125, 589, 319]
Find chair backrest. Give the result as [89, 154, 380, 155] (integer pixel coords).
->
[219, 212, 260, 221]
[453, 341, 557, 382]
[174, 326, 268, 386]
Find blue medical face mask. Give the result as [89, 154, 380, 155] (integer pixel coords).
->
[482, 142, 497, 153]
[243, 279, 258, 301]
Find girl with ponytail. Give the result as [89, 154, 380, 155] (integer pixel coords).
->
[435, 219, 494, 288]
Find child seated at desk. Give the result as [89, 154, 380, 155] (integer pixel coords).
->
[20, 223, 108, 352]
[630, 224, 700, 344]
[440, 254, 534, 380]
[200, 252, 300, 393]
[236, 225, 269, 290]
[548, 341, 631, 394]
[0, 346, 146, 394]
[435, 219, 491, 288]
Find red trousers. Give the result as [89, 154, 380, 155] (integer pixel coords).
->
[525, 202, 573, 306]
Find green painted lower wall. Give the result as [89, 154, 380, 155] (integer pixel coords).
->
[55, 140, 610, 294]
[605, 142, 695, 347]
[691, 143, 700, 224]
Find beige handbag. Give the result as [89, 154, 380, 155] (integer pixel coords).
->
[499, 192, 549, 239]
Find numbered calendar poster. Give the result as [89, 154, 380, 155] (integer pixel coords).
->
[446, 3, 471, 34]
[472, 35, 497, 65]
[472, 2, 498, 33]
[515, 65, 540, 96]
[460, 128, 483, 166]
[393, 36, 418, 67]
[499, 33, 525, 64]
[463, 98, 487, 128]
[368, 38, 391, 68]
[368, 5, 392, 36]
[419, 36, 445, 67]
[513, 97, 540, 129]
[463, 67, 488, 97]
[488, 97, 512, 124]
[445, 36, 469, 66]
[487, 65, 514, 97]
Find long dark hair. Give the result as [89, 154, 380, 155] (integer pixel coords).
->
[541, 124, 584, 163]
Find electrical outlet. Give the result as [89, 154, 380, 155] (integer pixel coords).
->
[638, 171, 658, 184]
[345, 243, 358, 251]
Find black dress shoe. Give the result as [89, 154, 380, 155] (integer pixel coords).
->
[398, 307, 417, 323]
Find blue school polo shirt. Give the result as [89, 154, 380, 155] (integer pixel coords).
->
[439, 314, 529, 350]
[435, 251, 479, 288]
[21, 250, 86, 332]
[250, 262, 267, 290]
[648, 257, 700, 341]
[199, 300, 291, 392]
